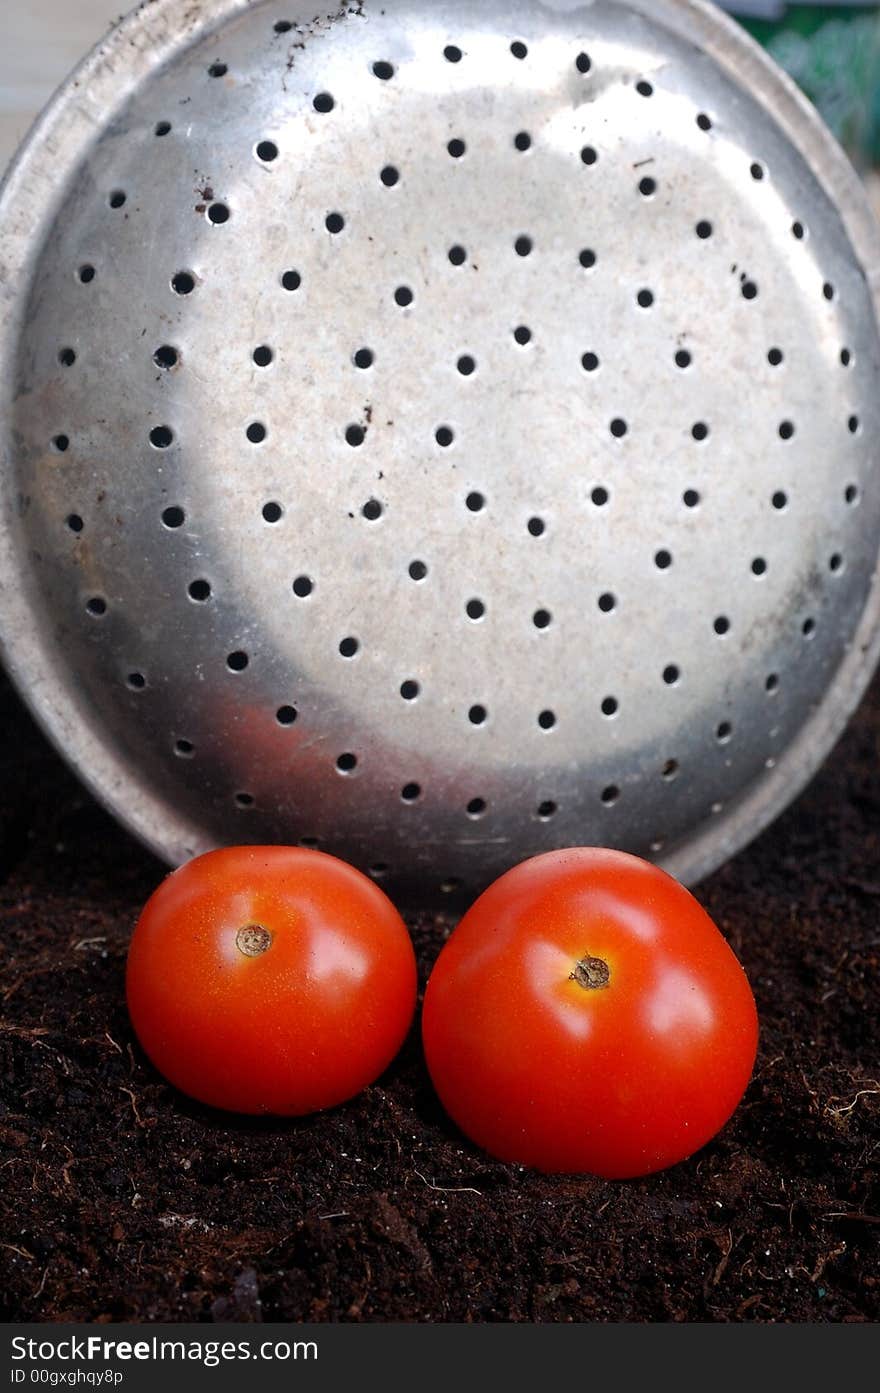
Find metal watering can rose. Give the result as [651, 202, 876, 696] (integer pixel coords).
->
[0, 0, 878, 905]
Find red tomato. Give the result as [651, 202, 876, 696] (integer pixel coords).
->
[126, 846, 416, 1115]
[422, 848, 758, 1177]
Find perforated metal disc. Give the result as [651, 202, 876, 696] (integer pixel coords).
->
[1, 0, 880, 904]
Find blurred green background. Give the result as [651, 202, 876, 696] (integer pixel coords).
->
[719, 2, 880, 166]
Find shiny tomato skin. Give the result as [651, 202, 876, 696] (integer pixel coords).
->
[126, 846, 417, 1115]
[422, 848, 758, 1178]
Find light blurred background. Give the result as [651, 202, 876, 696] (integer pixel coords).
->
[0, 1, 123, 170]
[2, 0, 879, 197]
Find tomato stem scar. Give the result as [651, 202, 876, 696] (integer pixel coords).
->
[571, 955, 610, 990]
[236, 925, 272, 957]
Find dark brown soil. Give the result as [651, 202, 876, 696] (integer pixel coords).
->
[1, 670, 878, 1323]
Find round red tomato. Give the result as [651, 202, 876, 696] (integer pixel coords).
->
[126, 846, 417, 1115]
[422, 848, 758, 1177]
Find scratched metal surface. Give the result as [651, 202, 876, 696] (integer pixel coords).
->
[1, 0, 879, 903]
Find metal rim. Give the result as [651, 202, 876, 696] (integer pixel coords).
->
[1, 0, 879, 887]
